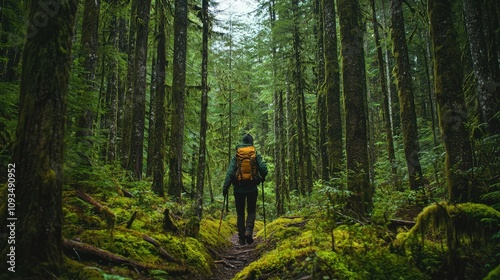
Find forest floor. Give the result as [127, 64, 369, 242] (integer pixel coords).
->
[210, 233, 263, 280]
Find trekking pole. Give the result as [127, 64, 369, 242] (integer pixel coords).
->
[217, 193, 227, 236]
[261, 181, 267, 241]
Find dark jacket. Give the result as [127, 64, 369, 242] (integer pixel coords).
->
[223, 143, 268, 193]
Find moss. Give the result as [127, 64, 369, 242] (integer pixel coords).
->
[236, 225, 427, 280]
[401, 202, 500, 244]
[198, 216, 234, 248]
[148, 232, 212, 276]
[485, 264, 500, 280]
[256, 217, 304, 245]
[59, 258, 104, 280]
[396, 202, 500, 278]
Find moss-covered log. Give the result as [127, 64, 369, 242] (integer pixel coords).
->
[63, 239, 154, 272]
[76, 190, 116, 230]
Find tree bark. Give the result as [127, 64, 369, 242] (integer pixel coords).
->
[0, 0, 78, 276]
[323, 0, 342, 176]
[338, 0, 372, 217]
[194, 0, 210, 235]
[121, 0, 139, 169]
[390, 0, 424, 191]
[463, 0, 500, 135]
[129, 0, 151, 180]
[105, 15, 119, 163]
[371, 0, 397, 182]
[152, 1, 168, 197]
[169, 0, 188, 200]
[428, 0, 473, 205]
[76, 0, 100, 144]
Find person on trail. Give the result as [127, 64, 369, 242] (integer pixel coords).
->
[223, 133, 268, 245]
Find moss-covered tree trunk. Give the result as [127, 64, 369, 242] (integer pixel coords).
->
[269, 0, 287, 215]
[338, 0, 372, 217]
[193, 0, 210, 235]
[129, 0, 151, 181]
[463, 0, 500, 135]
[105, 15, 119, 163]
[169, 0, 188, 200]
[317, 0, 328, 181]
[121, 0, 139, 168]
[0, 0, 78, 277]
[76, 0, 100, 143]
[428, 0, 473, 205]
[292, 0, 307, 195]
[152, 1, 168, 197]
[371, 0, 397, 182]
[390, 0, 424, 191]
[323, 0, 343, 177]
[286, 84, 298, 194]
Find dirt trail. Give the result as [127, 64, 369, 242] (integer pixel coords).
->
[211, 233, 262, 280]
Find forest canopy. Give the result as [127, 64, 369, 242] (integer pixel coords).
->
[0, 0, 499, 279]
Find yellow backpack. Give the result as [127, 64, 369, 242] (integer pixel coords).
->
[235, 146, 258, 182]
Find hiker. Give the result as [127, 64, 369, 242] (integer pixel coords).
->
[223, 133, 268, 245]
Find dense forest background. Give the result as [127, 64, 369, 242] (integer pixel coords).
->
[0, 0, 500, 279]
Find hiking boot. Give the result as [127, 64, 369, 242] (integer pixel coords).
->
[238, 237, 246, 245]
[245, 232, 254, 245]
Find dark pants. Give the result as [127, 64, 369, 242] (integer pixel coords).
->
[234, 190, 258, 239]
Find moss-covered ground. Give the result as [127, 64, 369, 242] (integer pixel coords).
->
[58, 183, 500, 280]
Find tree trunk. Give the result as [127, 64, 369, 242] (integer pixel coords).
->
[104, 14, 120, 163]
[316, 0, 327, 181]
[146, 52, 157, 177]
[323, 0, 342, 177]
[121, 0, 139, 168]
[463, 0, 500, 135]
[390, 0, 424, 191]
[371, 0, 397, 182]
[193, 0, 210, 236]
[129, 0, 151, 180]
[76, 0, 100, 145]
[146, 2, 158, 177]
[268, 0, 287, 215]
[428, 0, 473, 205]
[168, 0, 188, 200]
[0, 0, 78, 276]
[338, 0, 372, 218]
[152, 1, 168, 197]
[292, 0, 313, 195]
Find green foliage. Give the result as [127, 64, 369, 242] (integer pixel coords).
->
[0, 81, 19, 179]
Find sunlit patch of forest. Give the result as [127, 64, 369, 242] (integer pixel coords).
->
[0, 0, 499, 279]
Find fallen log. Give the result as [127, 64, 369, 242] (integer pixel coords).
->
[141, 234, 180, 264]
[63, 238, 152, 272]
[126, 211, 137, 229]
[76, 190, 116, 230]
[388, 219, 416, 231]
[389, 219, 416, 227]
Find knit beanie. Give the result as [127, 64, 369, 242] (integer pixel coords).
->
[242, 133, 253, 145]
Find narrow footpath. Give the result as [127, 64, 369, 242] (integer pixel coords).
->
[211, 233, 262, 280]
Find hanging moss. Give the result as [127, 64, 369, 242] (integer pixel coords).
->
[400, 202, 500, 244]
[396, 202, 500, 278]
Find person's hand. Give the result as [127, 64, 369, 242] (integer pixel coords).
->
[223, 188, 228, 197]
